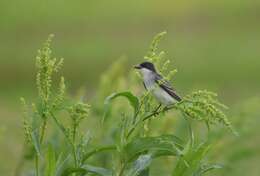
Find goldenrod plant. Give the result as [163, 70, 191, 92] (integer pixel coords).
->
[20, 32, 235, 176]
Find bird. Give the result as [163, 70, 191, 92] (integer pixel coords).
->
[134, 61, 181, 108]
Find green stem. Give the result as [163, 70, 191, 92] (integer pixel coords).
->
[126, 105, 177, 139]
[142, 105, 176, 121]
[40, 119, 47, 143]
[81, 145, 116, 164]
[50, 112, 73, 145]
[118, 162, 127, 176]
[132, 97, 145, 125]
[72, 124, 77, 142]
[35, 154, 39, 176]
[51, 112, 78, 169]
[183, 116, 194, 147]
[72, 144, 78, 168]
[36, 115, 47, 176]
[72, 126, 78, 173]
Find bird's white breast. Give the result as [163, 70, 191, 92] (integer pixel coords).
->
[141, 68, 176, 105]
[152, 87, 176, 105]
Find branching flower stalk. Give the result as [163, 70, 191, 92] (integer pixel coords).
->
[68, 102, 90, 168]
[35, 34, 64, 143]
[21, 35, 91, 176]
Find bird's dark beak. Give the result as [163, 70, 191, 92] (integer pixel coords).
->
[134, 64, 141, 69]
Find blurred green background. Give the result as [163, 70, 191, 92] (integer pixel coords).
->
[0, 0, 260, 175]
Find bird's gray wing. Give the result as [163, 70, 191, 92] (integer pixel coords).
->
[155, 74, 182, 102]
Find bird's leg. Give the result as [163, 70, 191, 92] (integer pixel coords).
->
[162, 104, 175, 112]
[162, 106, 169, 112]
[153, 104, 162, 116]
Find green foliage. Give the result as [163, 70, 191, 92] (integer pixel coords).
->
[44, 145, 57, 176]
[176, 90, 236, 134]
[125, 135, 184, 160]
[124, 154, 152, 176]
[103, 91, 139, 122]
[19, 32, 235, 176]
[61, 165, 113, 176]
[172, 141, 219, 176]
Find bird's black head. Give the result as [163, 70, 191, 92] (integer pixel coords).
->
[134, 62, 156, 72]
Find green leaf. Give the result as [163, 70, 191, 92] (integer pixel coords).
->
[103, 91, 139, 122]
[31, 129, 41, 155]
[61, 165, 113, 176]
[125, 134, 184, 161]
[56, 152, 71, 176]
[61, 167, 86, 176]
[81, 145, 116, 163]
[30, 108, 42, 155]
[125, 154, 152, 176]
[82, 164, 113, 176]
[139, 169, 149, 176]
[194, 164, 223, 176]
[172, 142, 212, 176]
[44, 144, 56, 176]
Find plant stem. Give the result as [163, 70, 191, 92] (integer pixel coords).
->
[50, 112, 73, 145]
[81, 145, 116, 163]
[126, 105, 177, 139]
[35, 154, 39, 176]
[132, 98, 145, 125]
[72, 144, 78, 168]
[36, 115, 47, 176]
[118, 162, 127, 176]
[73, 127, 76, 142]
[40, 119, 47, 143]
[142, 105, 176, 121]
[183, 116, 194, 147]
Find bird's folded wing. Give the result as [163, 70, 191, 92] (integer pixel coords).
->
[155, 74, 182, 102]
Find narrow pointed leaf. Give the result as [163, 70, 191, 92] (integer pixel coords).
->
[61, 165, 113, 176]
[81, 145, 116, 163]
[172, 142, 212, 176]
[194, 164, 223, 176]
[44, 145, 56, 176]
[103, 91, 139, 122]
[82, 164, 113, 176]
[31, 130, 41, 155]
[125, 134, 184, 161]
[61, 168, 86, 176]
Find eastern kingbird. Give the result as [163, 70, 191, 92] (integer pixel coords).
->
[134, 62, 181, 106]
